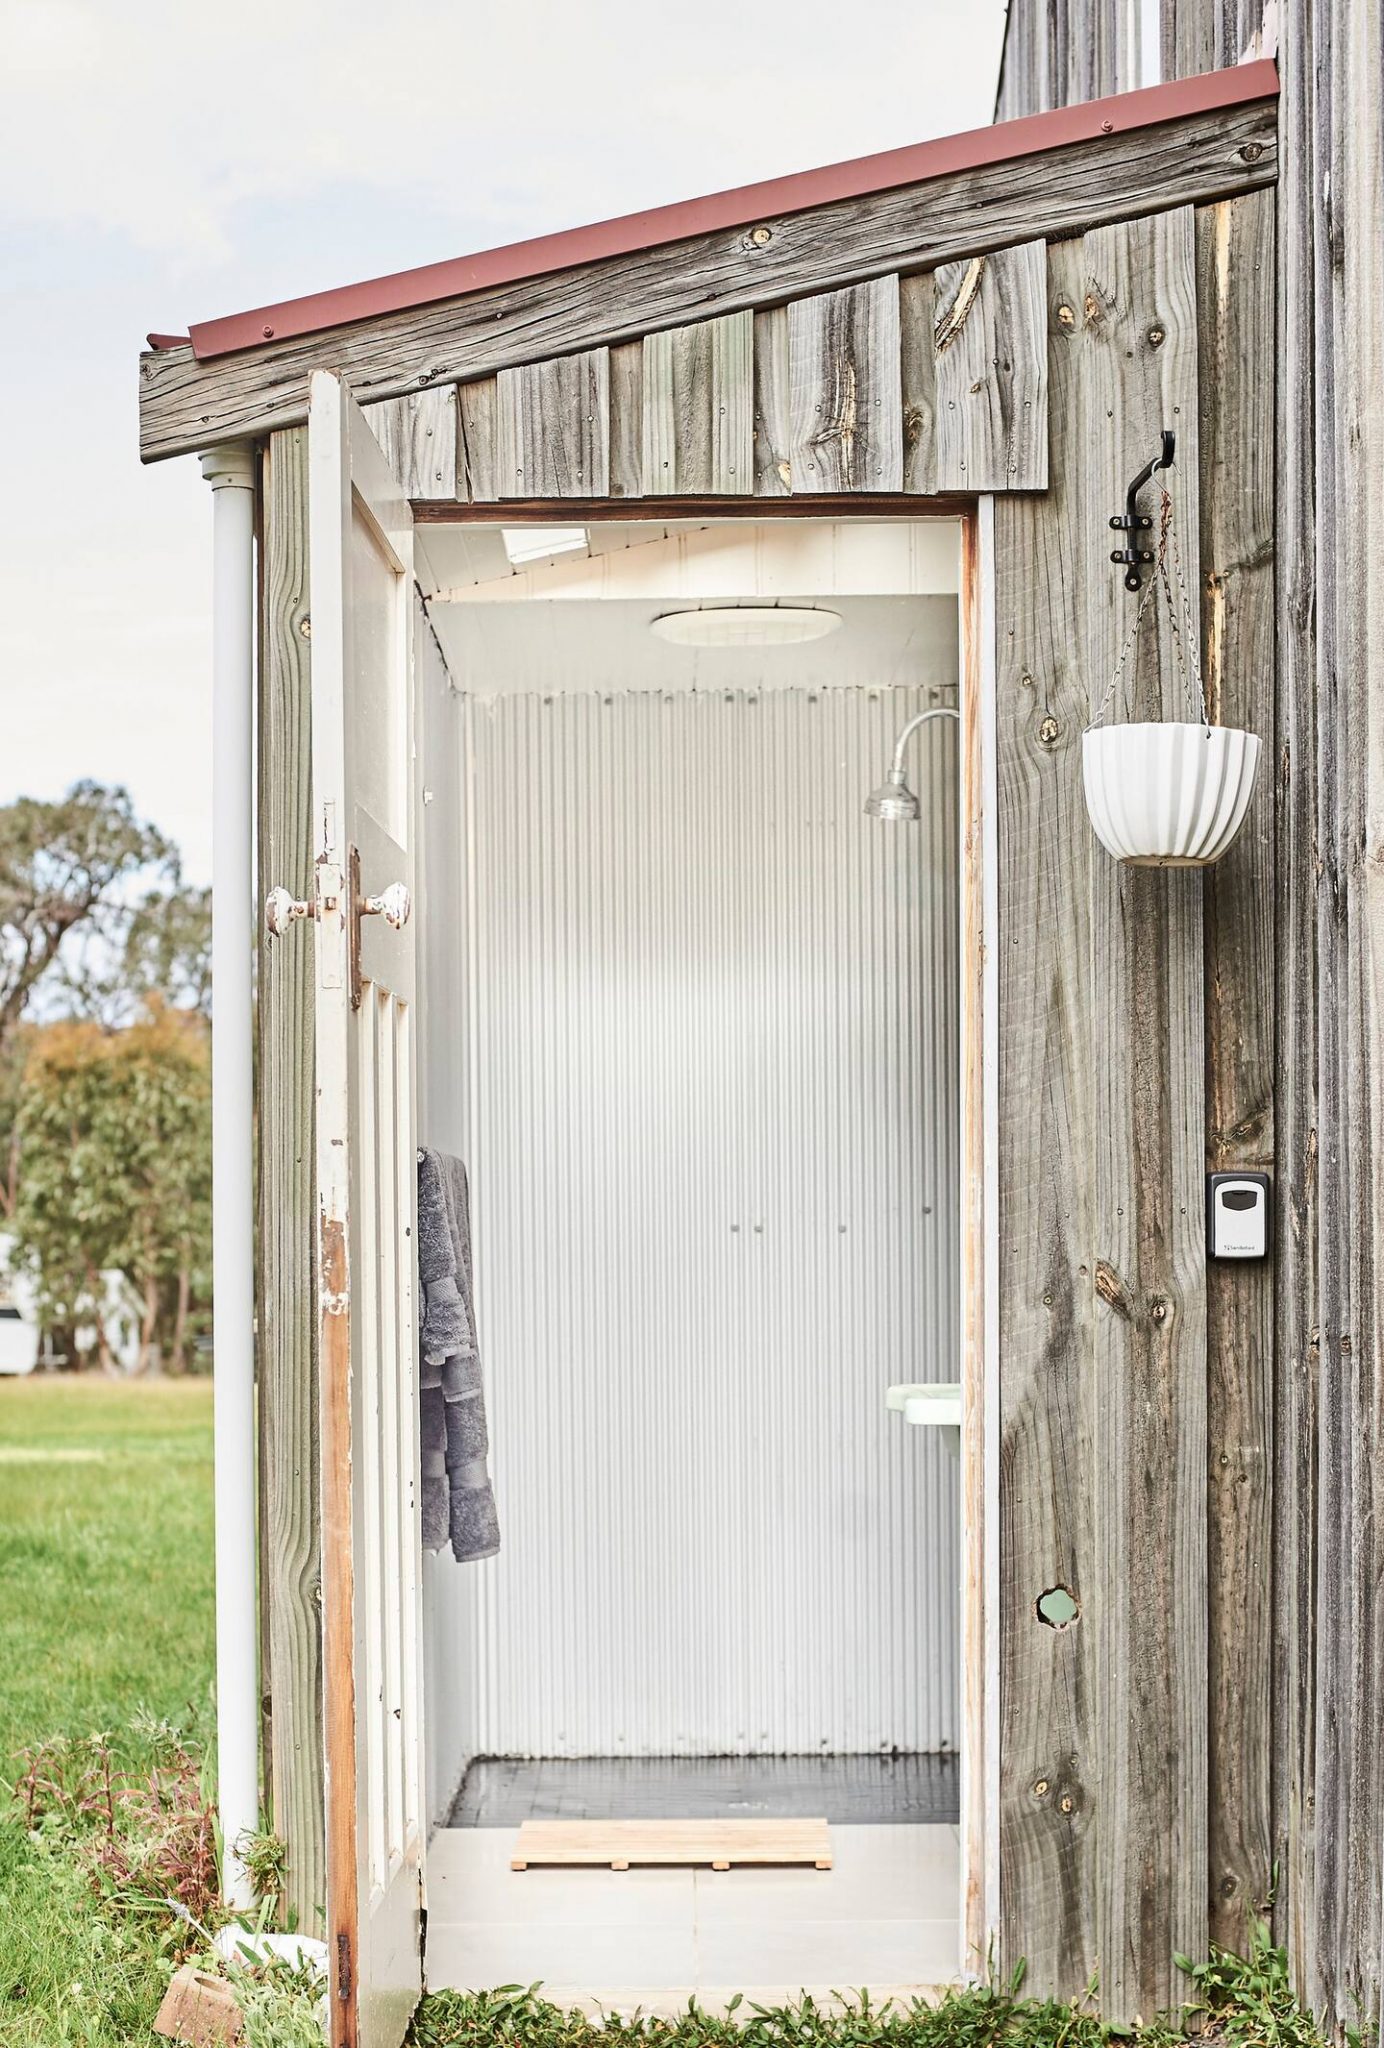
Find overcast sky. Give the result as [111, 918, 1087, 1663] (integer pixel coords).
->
[1, 0, 1005, 882]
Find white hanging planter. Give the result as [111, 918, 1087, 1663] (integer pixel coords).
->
[1084, 454, 1261, 867]
[1082, 721, 1261, 867]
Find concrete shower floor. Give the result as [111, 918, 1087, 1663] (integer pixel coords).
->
[450, 1754, 961, 1828]
[424, 1822, 962, 2013]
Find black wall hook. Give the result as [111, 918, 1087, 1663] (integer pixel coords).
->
[1109, 429, 1176, 591]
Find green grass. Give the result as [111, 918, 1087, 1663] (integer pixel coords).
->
[0, 1376, 1336, 2048]
[0, 1376, 215, 2047]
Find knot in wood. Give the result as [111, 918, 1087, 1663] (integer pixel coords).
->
[1241, 141, 1264, 163]
[1150, 1298, 1169, 1324]
[1038, 715, 1061, 747]
[1056, 303, 1075, 328]
[750, 224, 773, 247]
[1147, 326, 1166, 348]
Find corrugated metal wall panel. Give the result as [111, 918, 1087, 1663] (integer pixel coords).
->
[444, 681, 959, 1759]
[415, 600, 484, 1822]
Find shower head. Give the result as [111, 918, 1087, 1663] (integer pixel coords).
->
[864, 768, 922, 823]
[865, 704, 960, 823]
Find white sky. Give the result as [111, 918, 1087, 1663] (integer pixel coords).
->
[0, 0, 1005, 882]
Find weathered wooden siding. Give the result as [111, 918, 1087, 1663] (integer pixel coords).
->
[992, 199, 1266, 2019]
[992, 232, 1099, 1996]
[362, 386, 457, 499]
[994, 0, 1268, 118]
[138, 96, 1276, 462]
[934, 244, 1048, 489]
[1085, 205, 1208, 2016]
[496, 349, 611, 497]
[1196, 184, 1275, 1958]
[1284, 0, 1384, 2024]
[641, 311, 753, 493]
[257, 426, 325, 1934]
[998, 1, 1384, 2030]
[446, 265, 1044, 504]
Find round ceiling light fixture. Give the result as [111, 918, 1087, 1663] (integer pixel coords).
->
[650, 605, 843, 649]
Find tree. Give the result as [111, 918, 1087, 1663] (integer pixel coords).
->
[0, 781, 174, 1051]
[59, 881, 213, 1027]
[9, 1006, 212, 1372]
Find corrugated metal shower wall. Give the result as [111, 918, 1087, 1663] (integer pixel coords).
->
[452, 682, 959, 1758]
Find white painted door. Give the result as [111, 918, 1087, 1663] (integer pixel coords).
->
[309, 370, 425, 2048]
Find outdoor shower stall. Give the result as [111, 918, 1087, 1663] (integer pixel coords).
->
[135, 49, 1314, 2048]
[416, 516, 964, 1801]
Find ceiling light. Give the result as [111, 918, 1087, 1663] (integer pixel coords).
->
[650, 606, 843, 649]
[501, 526, 588, 566]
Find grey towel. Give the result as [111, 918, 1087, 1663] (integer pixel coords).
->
[444, 1393, 488, 1467]
[419, 1386, 450, 1552]
[418, 1149, 471, 1368]
[450, 1469, 501, 1563]
[417, 1147, 500, 1564]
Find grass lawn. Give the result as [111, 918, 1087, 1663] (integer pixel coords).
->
[0, 1374, 1326, 2048]
[0, 1375, 215, 2047]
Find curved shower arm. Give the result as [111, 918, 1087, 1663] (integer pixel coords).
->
[888, 704, 961, 778]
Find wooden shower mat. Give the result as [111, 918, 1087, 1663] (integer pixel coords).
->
[510, 1817, 833, 1871]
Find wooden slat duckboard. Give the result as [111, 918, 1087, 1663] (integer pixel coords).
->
[510, 1819, 833, 1872]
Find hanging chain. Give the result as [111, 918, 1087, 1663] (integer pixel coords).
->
[1160, 485, 1209, 726]
[1090, 486, 1208, 730]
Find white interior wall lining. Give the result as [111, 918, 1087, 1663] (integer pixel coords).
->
[414, 595, 480, 1822]
[428, 676, 961, 1768]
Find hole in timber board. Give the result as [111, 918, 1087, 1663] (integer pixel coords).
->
[1036, 1586, 1080, 1629]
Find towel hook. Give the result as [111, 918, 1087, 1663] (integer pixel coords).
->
[1109, 429, 1176, 592]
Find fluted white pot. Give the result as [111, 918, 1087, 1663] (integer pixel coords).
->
[1082, 721, 1261, 867]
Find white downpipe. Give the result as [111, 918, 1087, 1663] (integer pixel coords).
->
[200, 444, 259, 1908]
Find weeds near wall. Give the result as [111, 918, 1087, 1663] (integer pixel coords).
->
[409, 1932, 1338, 2048]
[13, 1715, 218, 1926]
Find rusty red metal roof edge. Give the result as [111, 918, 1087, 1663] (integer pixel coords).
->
[178, 59, 1278, 363]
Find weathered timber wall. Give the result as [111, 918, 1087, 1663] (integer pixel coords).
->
[257, 426, 326, 1933]
[993, 0, 1268, 119]
[998, 0, 1384, 2030]
[991, 197, 1275, 2020]
[1278, 0, 1384, 2026]
[367, 259, 1055, 505]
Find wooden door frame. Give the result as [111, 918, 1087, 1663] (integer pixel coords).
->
[411, 491, 999, 1979]
[959, 497, 1000, 1970]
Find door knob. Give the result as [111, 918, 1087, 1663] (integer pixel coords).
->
[361, 882, 411, 930]
[264, 887, 313, 937]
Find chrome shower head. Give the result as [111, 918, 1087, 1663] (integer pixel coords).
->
[864, 768, 922, 823]
[864, 704, 959, 823]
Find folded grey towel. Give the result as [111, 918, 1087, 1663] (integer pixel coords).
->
[440, 1350, 483, 1402]
[417, 1149, 471, 1366]
[450, 1472, 501, 1563]
[417, 1146, 500, 1565]
[444, 1393, 489, 1468]
[419, 1386, 450, 1553]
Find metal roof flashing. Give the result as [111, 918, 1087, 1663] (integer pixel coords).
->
[155, 59, 1278, 364]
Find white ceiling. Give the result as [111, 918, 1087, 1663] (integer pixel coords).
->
[420, 519, 961, 700]
[426, 593, 957, 698]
